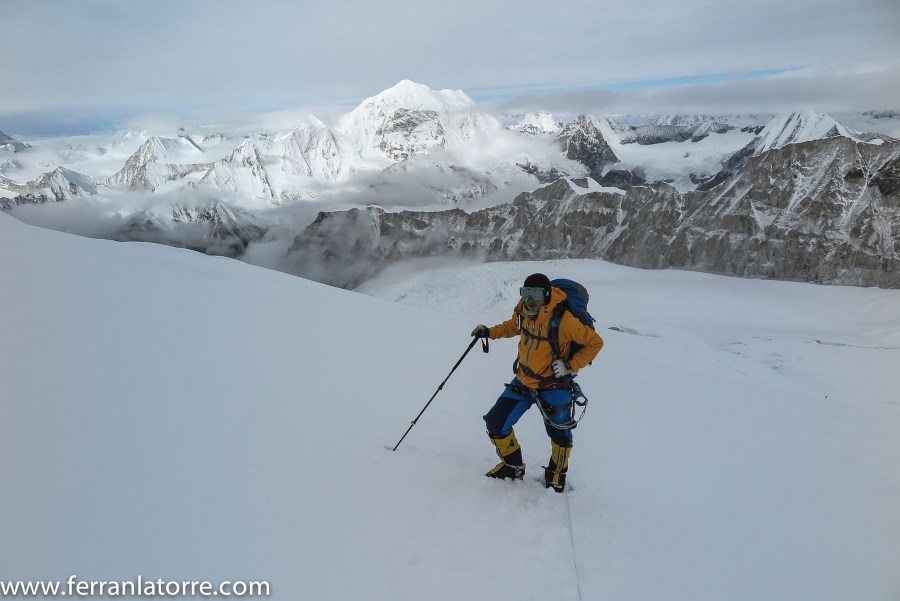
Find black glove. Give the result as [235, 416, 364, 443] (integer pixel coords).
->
[471, 324, 489, 338]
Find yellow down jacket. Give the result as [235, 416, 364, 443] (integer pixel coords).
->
[487, 286, 604, 389]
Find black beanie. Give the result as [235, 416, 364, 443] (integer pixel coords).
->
[523, 273, 552, 300]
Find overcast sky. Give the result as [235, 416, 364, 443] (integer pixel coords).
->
[3, 0, 900, 135]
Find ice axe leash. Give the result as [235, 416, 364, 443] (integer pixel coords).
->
[390, 335, 489, 452]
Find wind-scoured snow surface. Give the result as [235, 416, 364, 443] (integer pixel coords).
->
[2, 212, 899, 601]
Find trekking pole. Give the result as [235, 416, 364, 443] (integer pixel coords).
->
[391, 335, 489, 451]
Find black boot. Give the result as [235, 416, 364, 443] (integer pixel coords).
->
[486, 430, 525, 480]
[544, 439, 571, 493]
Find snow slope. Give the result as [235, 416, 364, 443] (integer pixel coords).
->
[2, 213, 899, 601]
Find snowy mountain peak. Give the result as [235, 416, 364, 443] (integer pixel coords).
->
[755, 111, 859, 153]
[280, 116, 333, 143]
[125, 136, 205, 164]
[283, 118, 342, 179]
[0, 166, 96, 206]
[369, 80, 474, 112]
[106, 136, 208, 192]
[510, 111, 562, 135]
[336, 80, 475, 156]
[48, 166, 97, 193]
[303, 114, 329, 130]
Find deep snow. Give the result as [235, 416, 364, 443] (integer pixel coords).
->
[2, 212, 899, 601]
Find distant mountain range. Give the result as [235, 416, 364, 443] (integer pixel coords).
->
[290, 136, 900, 288]
[1, 80, 898, 288]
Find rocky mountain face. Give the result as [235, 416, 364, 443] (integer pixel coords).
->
[697, 111, 898, 191]
[558, 116, 619, 179]
[376, 108, 446, 161]
[287, 136, 900, 289]
[114, 200, 268, 257]
[669, 138, 899, 286]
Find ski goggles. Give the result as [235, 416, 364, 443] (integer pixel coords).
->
[520, 287, 546, 303]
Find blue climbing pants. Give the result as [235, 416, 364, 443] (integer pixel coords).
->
[483, 378, 573, 446]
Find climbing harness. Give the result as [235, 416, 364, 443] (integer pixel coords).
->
[505, 381, 589, 430]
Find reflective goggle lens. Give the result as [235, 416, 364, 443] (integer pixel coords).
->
[520, 287, 545, 302]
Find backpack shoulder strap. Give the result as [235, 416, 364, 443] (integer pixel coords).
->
[548, 303, 567, 360]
